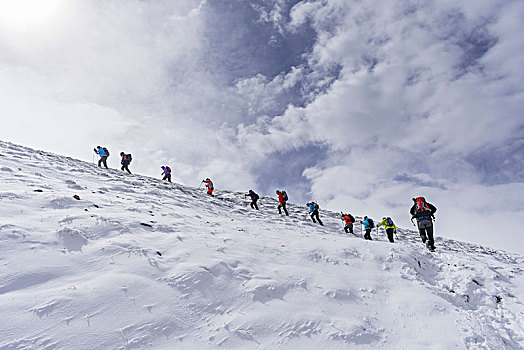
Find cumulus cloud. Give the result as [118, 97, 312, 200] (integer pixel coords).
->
[0, 0, 523, 253]
[236, 0, 524, 252]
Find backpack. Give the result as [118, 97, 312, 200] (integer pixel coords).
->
[415, 196, 430, 213]
[126, 154, 132, 163]
[348, 214, 355, 223]
[313, 202, 319, 211]
[103, 147, 109, 156]
[166, 166, 171, 173]
[367, 218, 374, 228]
[385, 217, 394, 226]
[282, 191, 288, 201]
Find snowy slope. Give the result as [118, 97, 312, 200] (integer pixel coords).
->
[0, 140, 523, 349]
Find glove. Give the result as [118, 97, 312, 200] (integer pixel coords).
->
[93, 148, 97, 152]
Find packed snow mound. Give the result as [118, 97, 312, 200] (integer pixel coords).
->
[0, 140, 523, 349]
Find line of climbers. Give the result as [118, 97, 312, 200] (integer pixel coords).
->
[93, 146, 438, 252]
[94, 146, 132, 174]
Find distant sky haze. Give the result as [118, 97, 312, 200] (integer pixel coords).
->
[1, 0, 523, 253]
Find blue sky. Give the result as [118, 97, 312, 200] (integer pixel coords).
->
[0, 0, 523, 253]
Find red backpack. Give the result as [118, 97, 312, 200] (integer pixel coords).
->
[415, 197, 431, 213]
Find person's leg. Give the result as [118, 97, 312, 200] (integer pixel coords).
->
[386, 228, 394, 243]
[315, 212, 323, 225]
[167, 174, 171, 182]
[254, 200, 259, 210]
[310, 213, 316, 223]
[283, 203, 289, 216]
[98, 158, 102, 167]
[102, 156, 108, 168]
[348, 223, 353, 234]
[162, 174, 167, 181]
[426, 224, 435, 249]
[344, 224, 349, 233]
[417, 221, 427, 243]
[125, 165, 131, 174]
[365, 229, 372, 240]
[278, 204, 282, 214]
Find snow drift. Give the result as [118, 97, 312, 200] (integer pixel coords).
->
[0, 140, 523, 349]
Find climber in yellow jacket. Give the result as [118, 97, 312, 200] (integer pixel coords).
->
[377, 217, 396, 243]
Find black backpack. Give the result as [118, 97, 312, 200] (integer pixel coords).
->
[103, 147, 110, 156]
[282, 191, 288, 201]
[348, 214, 355, 223]
[126, 154, 132, 163]
[368, 218, 375, 228]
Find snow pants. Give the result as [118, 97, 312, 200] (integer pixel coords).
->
[121, 163, 131, 174]
[162, 173, 171, 182]
[417, 219, 434, 249]
[364, 228, 372, 240]
[344, 223, 354, 234]
[250, 199, 259, 210]
[310, 210, 323, 225]
[278, 202, 288, 216]
[385, 228, 395, 243]
[98, 156, 108, 169]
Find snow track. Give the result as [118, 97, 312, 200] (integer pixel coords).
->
[0, 140, 523, 349]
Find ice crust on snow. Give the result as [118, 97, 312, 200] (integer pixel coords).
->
[0, 140, 523, 349]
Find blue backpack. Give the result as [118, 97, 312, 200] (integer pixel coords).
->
[386, 217, 394, 226]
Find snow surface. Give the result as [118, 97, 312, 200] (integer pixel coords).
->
[0, 140, 523, 349]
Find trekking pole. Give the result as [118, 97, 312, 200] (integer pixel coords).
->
[410, 217, 416, 226]
[198, 180, 203, 190]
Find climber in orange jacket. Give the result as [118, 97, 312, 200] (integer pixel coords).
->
[202, 178, 214, 197]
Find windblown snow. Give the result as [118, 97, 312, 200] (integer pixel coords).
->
[0, 140, 523, 349]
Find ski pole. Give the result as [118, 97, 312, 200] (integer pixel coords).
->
[410, 217, 416, 226]
[198, 180, 203, 189]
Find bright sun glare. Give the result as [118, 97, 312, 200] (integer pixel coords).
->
[0, 0, 66, 33]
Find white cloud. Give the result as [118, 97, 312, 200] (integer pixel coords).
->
[0, 0, 522, 253]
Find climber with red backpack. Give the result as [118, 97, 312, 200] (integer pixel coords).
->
[410, 197, 437, 251]
[161, 166, 171, 182]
